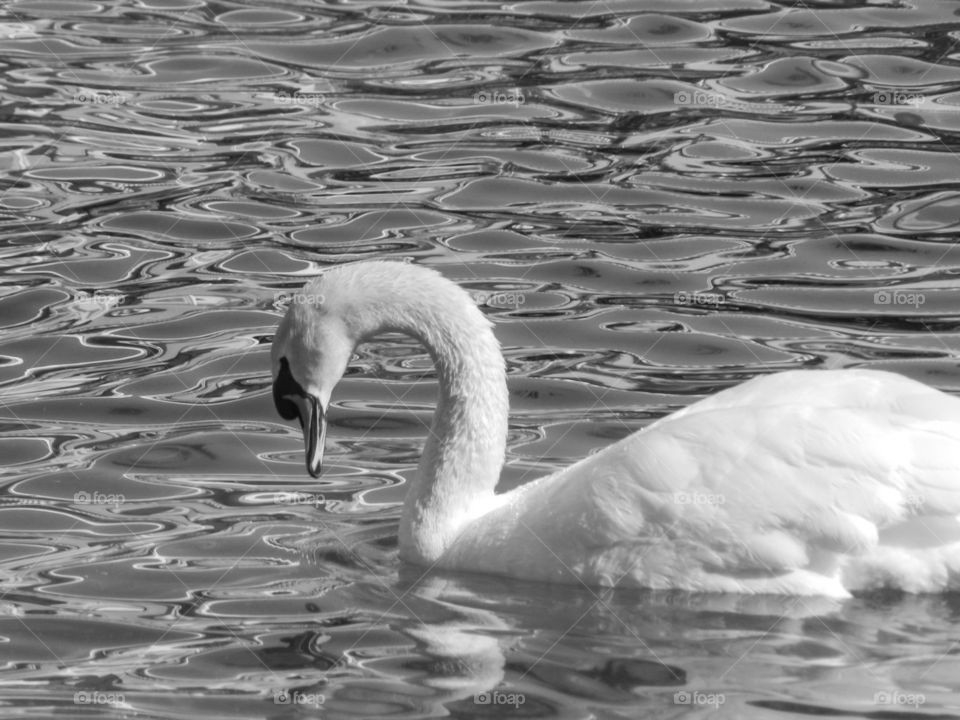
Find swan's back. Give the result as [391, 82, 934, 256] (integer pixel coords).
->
[443, 369, 960, 596]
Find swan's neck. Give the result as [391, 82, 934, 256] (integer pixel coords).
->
[347, 272, 509, 565]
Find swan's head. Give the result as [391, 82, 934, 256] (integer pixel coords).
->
[271, 283, 354, 478]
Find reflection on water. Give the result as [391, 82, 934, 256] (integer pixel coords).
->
[2, 0, 960, 717]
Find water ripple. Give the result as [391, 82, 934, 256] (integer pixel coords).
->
[3, 1, 960, 718]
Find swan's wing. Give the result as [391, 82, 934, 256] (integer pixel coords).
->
[664, 367, 960, 421]
[447, 369, 960, 595]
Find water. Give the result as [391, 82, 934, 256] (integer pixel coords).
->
[2, 0, 960, 717]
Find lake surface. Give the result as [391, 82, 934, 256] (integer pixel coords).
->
[3, 0, 960, 717]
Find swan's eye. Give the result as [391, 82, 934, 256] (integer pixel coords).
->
[273, 357, 304, 421]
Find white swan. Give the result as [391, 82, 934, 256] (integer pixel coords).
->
[271, 260, 960, 597]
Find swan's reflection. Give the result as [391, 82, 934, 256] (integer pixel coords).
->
[300, 570, 845, 715]
[288, 531, 959, 716]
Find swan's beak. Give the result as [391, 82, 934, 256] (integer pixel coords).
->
[286, 393, 326, 478]
[305, 398, 326, 479]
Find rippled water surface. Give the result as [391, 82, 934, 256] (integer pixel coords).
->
[4, 0, 960, 717]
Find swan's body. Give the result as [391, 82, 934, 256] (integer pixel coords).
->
[271, 261, 960, 597]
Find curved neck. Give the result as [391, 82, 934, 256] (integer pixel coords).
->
[344, 268, 509, 565]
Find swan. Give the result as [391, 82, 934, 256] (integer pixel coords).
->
[270, 260, 960, 597]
